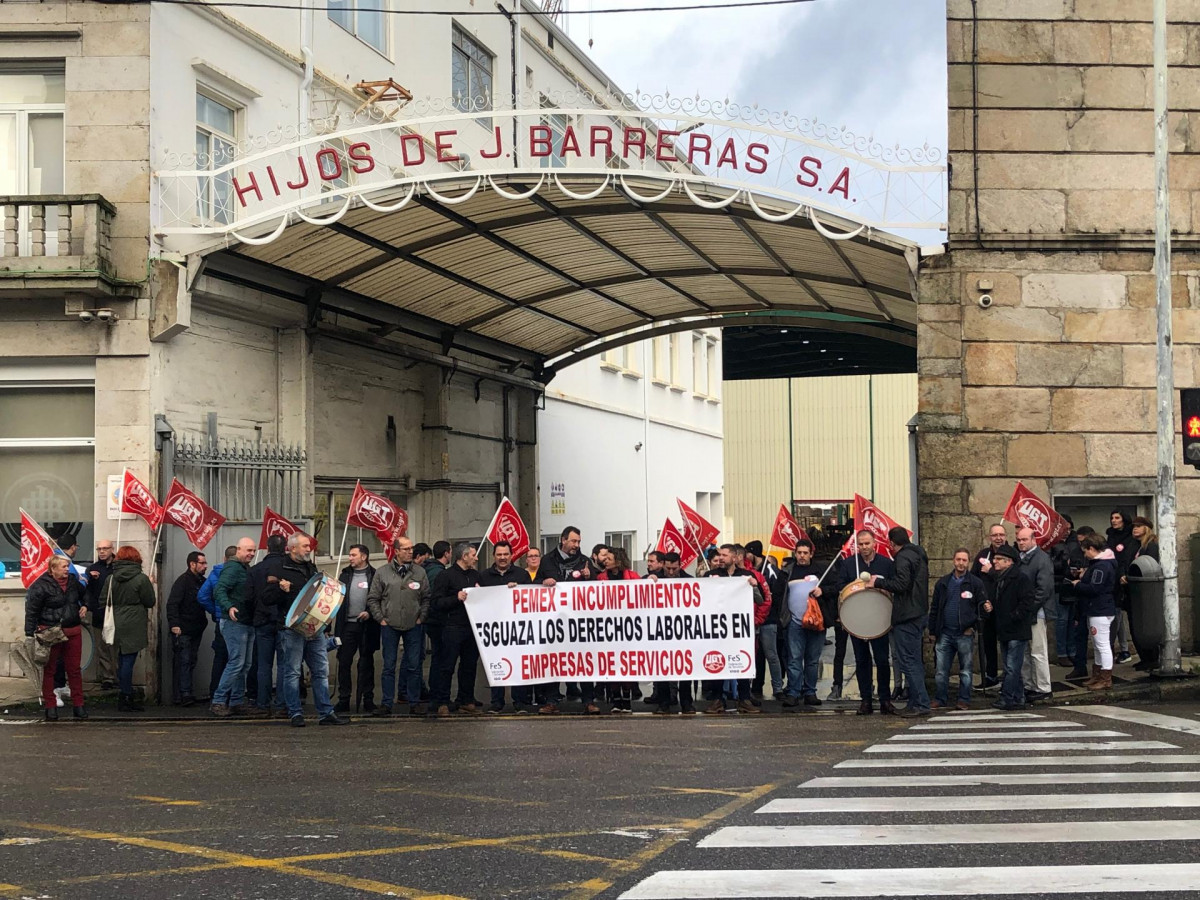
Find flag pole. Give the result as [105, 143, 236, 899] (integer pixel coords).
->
[109, 470, 127, 606]
[149, 522, 164, 584]
[335, 481, 358, 575]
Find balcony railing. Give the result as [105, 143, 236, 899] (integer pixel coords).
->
[0, 194, 134, 297]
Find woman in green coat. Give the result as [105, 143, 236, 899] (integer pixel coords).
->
[108, 546, 156, 712]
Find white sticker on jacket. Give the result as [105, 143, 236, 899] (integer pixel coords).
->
[408, 581, 420, 590]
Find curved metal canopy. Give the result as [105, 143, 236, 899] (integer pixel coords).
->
[200, 174, 920, 381]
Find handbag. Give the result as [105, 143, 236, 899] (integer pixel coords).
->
[33, 625, 67, 664]
[102, 597, 116, 645]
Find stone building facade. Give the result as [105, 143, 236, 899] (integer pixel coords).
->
[918, 0, 1200, 648]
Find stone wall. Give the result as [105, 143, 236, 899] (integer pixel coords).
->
[920, 1, 1200, 648]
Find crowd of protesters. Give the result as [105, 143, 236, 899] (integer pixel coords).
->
[23, 509, 1156, 722]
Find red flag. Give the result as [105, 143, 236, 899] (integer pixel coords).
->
[259, 506, 318, 554]
[655, 518, 698, 569]
[19, 508, 58, 588]
[769, 504, 809, 551]
[677, 498, 720, 551]
[160, 479, 226, 550]
[120, 468, 163, 530]
[346, 481, 408, 559]
[1003, 482, 1070, 550]
[484, 496, 530, 559]
[847, 494, 910, 559]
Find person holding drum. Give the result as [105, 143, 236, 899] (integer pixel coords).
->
[275, 533, 347, 727]
[830, 530, 895, 715]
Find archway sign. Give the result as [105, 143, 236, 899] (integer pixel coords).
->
[155, 89, 945, 248]
[154, 91, 944, 378]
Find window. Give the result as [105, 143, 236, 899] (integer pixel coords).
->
[328, 0, 388, 55]
[706, 337, 719, 399]
[317, 140, 351, 192]
[312, 486, 406, 559]
[651, 336, 668, 382]
[451, 24, 493, 114]
[692, 332, 706, 394]
[0, 369, 95, 574]
[540, 533, 559, 557]
[0, 65, 65, 254]
[196, 91, 237, 225]
[604, 531, 636, 561]
[539, 99, 567, 169]
[669, 333, 681, 386]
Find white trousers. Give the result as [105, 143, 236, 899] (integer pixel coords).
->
[1090, 615, 1115, 670]
[1022, 618, 1052, 693]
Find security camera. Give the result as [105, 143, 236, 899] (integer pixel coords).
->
[634, 441, 643, 451]
[95, 308, 117, 323]
[977, 294, 994, 309]
[77, 310, 95, 323]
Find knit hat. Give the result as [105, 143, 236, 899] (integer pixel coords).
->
[744, 540, 764, 558]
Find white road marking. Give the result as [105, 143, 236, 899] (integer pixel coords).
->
[1070, 706, 1200, 737]
[911, 720, 1083, 730]
[932, 712, 1043, 720]
[889, 730, 1127, 741]
[864, 741, 1176, 753]
[617, 864, 1200, 898]
[699, 819, 1200, 847]
[757, 792, 1200, 813]
[803, 771, 1200, 788]
[835, 754, 1200, 768]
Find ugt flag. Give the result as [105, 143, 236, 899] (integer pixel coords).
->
[346, 481, 409, 559]
[160, 479, 226, 550]
[19, 508, 59, 588]
[842, 494, 909, 559]
[484, 496, 530, 559]
[120, 468, 163, 530]
[1004, 482, 1070, 550]
[260, 506, 318, 554]
[769, 503, 809, 551]
[677, 497, 720, 552]
[655, 518, 698, 569]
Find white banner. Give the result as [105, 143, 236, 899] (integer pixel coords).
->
[465, 577, 756, 686]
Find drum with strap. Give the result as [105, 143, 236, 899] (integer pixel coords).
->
[838, 574, 893, 640]
[285, 574, 346, 639]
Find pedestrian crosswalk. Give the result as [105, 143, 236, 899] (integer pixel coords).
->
[617, 705, 1200, 899]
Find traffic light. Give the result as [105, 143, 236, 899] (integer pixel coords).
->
[1183, 389, 1200, 469]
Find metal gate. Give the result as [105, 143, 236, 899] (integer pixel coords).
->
[174, 433, 307, 521]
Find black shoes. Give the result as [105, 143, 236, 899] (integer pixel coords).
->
[73, 706, 88, 719]
[44, 707, 58, 722]
[318, 714, 349, 726]
[857, 700, 873, 715]
[290, 714, 306, 727]
[117, 694, 144, 712]
[803, 695, 822, 707]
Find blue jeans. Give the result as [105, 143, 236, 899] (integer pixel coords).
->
[381, 624, 425, 708]
[786, 622, 825, 698]
[255, 624, 283, 710]
[491, 685, 533, 708]
[212, 618, 253, 707]
[759, 623, 783, 694]
[1055, 601, 1076, 658]
[118, 651, 138, 696]
[893, 618, 930, 710]
[279, 627, 334, 719]
[209, 619, 228, 698]
[1001, 639, 1027, 708]
[934, 632, 974, 704]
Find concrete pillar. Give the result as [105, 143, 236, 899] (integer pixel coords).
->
[419, 366, 451, 542]
[514, 386, 540, 548]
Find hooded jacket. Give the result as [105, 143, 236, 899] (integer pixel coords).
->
[109, 559, 157, 655]
[1074, 549, 1118, 618]
[24, 570, 85, 636]
[879, 542, 930, 626]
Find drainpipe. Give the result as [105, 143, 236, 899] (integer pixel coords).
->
[907, 414, 919, 541]
[299, 0, 314, 132]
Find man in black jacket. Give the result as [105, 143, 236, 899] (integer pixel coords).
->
[929, 549, 986, 710]
[84, 539, 116, 688]
[167, 550, 209, 706]
[432, 542, 483, 717]
[535, 526, 595, 714]
[745, 541, 785, 702]
[989, 544, 1037, 711]
[652, 552, 696, 715]
[971, 523, 1010, 689]
[875, 526, 930, 717]
[335, 544, 378, 714]
[480, 540, 532, 713]
[830, 531, 895, 715]
[782, 539, 834, 710]
[248, 534, 289, 717]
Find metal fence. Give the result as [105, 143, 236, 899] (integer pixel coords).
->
[174, 433, 307, 522]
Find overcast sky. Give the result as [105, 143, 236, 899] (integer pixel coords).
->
[569, 0, 946, 157]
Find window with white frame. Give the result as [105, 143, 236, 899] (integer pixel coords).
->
[669, 333, 681, 385]
[539, 98, 568, 169]
[604, 530, 636, 562]
[692, 332, 706, 394]
[328, 0, 388, 55]
[651, 336, 668, 382]
[0, 64, 65, 253]
[451, 24, 493, 114]
[540, 533, 559, 557]
[196, 91, 237, 225]
[706, 336, 719, 398]
[317, 140, 352, 192]
[0, 363, 95, 573]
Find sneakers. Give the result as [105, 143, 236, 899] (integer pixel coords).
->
[487, 704, 504, 715]
[318, 714, 349, 726]
[826, 684, 843, 701]
[290, 714, 306, 727]
[1116, 651, 1133, 665]
[1025, 690, 1053, 703]
[979, 677, 1002, 691]
[680, 707, 697, 716]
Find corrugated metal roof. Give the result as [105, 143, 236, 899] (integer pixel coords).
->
[204, 174, 919, 376]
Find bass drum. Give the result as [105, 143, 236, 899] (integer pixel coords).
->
[838, 579, 893, 640]
[79, 625, 95, 672]
[285, 574, 346, 639]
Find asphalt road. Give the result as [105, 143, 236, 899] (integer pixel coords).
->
[2, 702, 1200, 899]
